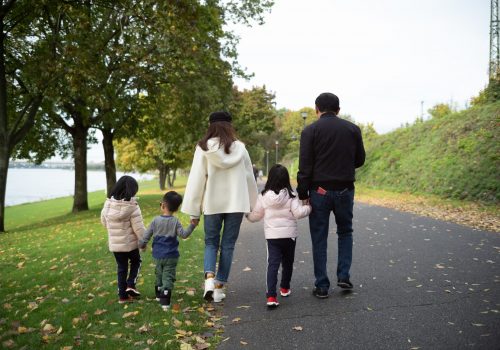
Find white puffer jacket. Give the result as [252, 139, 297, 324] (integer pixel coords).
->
[181, 138, 258, 217]
[246, 189, 311, 239]
[101, 198, 146, 252]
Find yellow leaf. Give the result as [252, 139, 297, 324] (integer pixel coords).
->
[61, 347, 73, 350]
[3, 303, 12, 310]
[173, 318, 183, 327]
[94, 309, 107, 316]
[240, 341, 248, 345]
[17, 261, 25, 269]
[56, 326, 63, 335]
[42, 324, 56, 333]
[122, 311, 139, 318]
[180, 343, 194, 350]
[72, 318, 81, 326]
[232, 318, 241, 323]
[17, 327, 28, 334]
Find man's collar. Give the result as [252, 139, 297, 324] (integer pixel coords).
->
[320, 112, 337, 118]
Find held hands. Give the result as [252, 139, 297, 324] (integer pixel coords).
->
[191, 219, 200, 226]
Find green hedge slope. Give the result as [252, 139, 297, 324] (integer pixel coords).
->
[357, 101, 500, 203]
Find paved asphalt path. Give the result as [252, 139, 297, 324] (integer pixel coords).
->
[216, 202, 499, 349]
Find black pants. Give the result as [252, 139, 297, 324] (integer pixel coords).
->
[113, 249, 142, 298]
[266, 238, 296, 297]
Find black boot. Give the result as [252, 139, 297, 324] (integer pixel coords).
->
[159, 289, 171, 310]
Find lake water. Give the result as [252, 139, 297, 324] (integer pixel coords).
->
[5, 168, 153, 206]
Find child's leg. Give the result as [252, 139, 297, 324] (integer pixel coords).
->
[159, 258, 178, 307]
[266, 239, 283, 298]
[113, 252, 129, 299]
[161, 258, 179, 291]
[155, 259, 164, 297]
[280, 238, 297, 290]
[126, 249, 142, 288]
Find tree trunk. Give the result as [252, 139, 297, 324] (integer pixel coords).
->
[167, 168, 176, 188]
[102, 128, 116, 197]
[0, 145, 8, 233]
[72, 128, 89, 212]
[158, 164, 167, 190]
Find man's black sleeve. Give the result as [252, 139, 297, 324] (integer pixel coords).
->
[354, 127, 366, 168]
[297, 127, 314, 200]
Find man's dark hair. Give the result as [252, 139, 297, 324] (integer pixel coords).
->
[315, 92, 340, 113]
[163, 191, 183, 212]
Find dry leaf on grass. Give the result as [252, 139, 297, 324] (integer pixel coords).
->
[94, 309, 107, 316]
[122, 311, 139, 318]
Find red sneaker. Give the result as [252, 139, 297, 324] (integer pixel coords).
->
[266, 296, 279, 308]
[280, 288, 291, 297]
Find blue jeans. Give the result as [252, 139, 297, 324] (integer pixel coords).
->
[204, 213, 244, 283]
[309, 188, 354, 289]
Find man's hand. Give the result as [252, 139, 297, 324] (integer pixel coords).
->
[191, 219, 200, 226]
[302, 198, 310, 205]
[140, 246, 147, 252]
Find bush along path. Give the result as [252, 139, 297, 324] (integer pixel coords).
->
[0, 182, 223, 349]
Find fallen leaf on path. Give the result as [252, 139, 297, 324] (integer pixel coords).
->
[240, 341, 248, 345]
[292, 326, 303, 331]
[236, 305, 250, 309]
[242, 267, 252, 271]
[472, 323, 485, 327]
[232, 318, 241, 323]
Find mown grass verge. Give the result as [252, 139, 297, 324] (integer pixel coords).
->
[0, 179, 221, 350]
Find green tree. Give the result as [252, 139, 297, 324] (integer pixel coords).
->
[230, 85, 277, 166]
[0, 0, 62, 232]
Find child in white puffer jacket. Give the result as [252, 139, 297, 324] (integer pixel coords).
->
[246, 164, 311, 308]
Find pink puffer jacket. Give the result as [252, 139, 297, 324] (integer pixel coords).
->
[101, 197, 146, 252]
[246, 189, 311, 239]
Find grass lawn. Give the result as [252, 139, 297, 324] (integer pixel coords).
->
[0, 178, 221, 349]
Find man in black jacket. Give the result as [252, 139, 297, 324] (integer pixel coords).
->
[297, 92, 365, 298]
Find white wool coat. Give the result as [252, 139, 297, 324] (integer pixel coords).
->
[181, 138, 258, 217]
[101, 198, 146, 252]
[246, 189, 311, 239]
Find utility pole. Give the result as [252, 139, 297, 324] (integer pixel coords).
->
[490, 0, 499, 80]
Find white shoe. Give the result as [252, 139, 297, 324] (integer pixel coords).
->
[204, 277, 215, 301]
[213, 288, 226, 303]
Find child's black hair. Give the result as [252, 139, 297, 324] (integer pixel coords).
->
[162, 191, 183, 212]
[262, 164, 295, 198]
[109, 175, 139, 201]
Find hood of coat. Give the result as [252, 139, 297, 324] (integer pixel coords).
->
[105, 197, 138, 220]
[261, 189, 290, 208]
[202, 138, 245, 169]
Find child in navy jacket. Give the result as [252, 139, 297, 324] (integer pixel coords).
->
[140, 191, 197, 310]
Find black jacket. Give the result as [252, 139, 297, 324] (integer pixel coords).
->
[297, 113, 365, 200]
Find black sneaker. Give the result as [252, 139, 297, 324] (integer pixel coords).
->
[126, 286, 141, 298]
[155, 285, 161, 301]
[159, 289, 171, 310]
[337, 279, 353, 289]
[312, 287, 329, 299]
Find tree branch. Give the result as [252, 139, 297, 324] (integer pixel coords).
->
[9, 94, 41, 148]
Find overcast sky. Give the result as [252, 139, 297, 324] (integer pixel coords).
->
[84, 0, 490, 162]
[232, 0, 491, 133]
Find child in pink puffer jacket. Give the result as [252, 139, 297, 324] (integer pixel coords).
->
[246, 164, 311, 308]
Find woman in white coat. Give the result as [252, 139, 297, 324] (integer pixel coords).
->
[182, 111, 258, 302]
